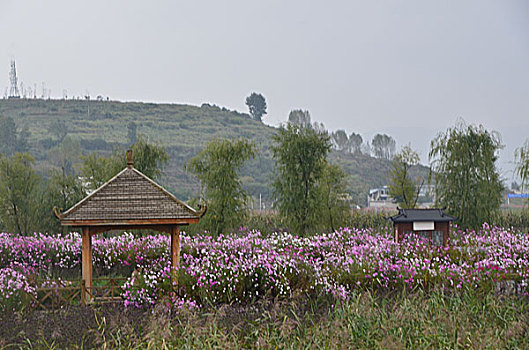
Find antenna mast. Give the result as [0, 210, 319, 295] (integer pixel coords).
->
[8, 60, 20, 99]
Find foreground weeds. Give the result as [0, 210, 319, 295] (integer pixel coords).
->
[3, 290, 529, 349]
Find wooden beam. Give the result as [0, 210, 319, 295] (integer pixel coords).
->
[81, 227, 93, 303]
[88, 224, 178, 235]
[60, 218, 199, 226]
[171, 226, 181, 284]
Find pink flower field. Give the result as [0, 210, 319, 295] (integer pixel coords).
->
[1, 224, 528, 311]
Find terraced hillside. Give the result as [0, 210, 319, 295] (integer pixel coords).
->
[0, 98, 429, 206]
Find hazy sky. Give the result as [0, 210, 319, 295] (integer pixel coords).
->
[1, 1, 528, 180]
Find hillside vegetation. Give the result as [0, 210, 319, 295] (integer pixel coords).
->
[0, 98, 429, 206]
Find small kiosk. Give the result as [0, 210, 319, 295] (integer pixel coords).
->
[389, 208, 456, 246]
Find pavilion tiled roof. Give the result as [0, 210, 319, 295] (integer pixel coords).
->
[55, 165, 205, 226]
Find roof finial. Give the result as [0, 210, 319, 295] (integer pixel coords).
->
[126, 149, 133, 168]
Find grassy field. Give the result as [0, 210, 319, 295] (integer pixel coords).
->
[2, 290, 528, 349]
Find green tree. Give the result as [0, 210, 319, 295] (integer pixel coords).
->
[388, 145, 422, 208]
[272, 123, 331, 234]
[429, 122, 504, 229]
[188, 138, 256, 234]
[318, 163, 350, 232]
[79, 152, 121, 192]
[129, 136, 169, 180]
[42, 168, 86, 232]
[515, 139, 529, 192]
[79, 136, 169, 191]
[245, 93, 267, 122]
[0, 153, 41, 234]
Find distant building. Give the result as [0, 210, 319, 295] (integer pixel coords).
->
[367, 184, 435, 209]
[367, 186, 396, 209]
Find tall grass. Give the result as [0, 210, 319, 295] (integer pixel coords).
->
[185, 209, 393, 237]
[491, 209, 529, 233]
[6, 290, 529, 349]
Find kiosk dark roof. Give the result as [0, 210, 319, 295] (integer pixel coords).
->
[389, 208, 456, 223]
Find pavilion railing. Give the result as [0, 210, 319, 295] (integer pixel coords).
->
[24, 277, 127, 310]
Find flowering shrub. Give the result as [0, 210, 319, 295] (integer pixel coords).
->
[1, 224, 528, 310]
[120, 226, 529, 308]
[0, 267, 36, 312]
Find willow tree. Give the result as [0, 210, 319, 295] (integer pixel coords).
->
[188, 138, 255, 235]
[429, 122, 503, 229]
[388, 145, 422, 208]
[515, 139, 529, 192]
[318, 163, 349, 232]
[272, 123, 331, 234]
[0, 153, 41, 234]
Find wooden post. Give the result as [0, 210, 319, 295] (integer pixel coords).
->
[81, 227, 93, 303]
[81, 279, 86, 306]
[171, 226, 181, 284]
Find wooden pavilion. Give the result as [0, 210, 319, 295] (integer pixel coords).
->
[389, 208, 456, 246]
[54, 151, 206, 302]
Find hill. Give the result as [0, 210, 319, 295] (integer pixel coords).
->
[0, 98, 429, 206]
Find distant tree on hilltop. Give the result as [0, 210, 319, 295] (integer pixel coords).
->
[348, 132, 363, 155]
[372, 134, 396, 160]
[288, 110, 311, 129]
[245, 92, 267, 122]
[332, 130, 349, 151]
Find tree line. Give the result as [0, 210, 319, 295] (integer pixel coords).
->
[188, 121, 349, 235]
[2, 98, 528, 235]
[192, 118, 529, 235]
[245, 92, 397, 160]
[246, 91, 528, 231]
[389, 120, 529, 230]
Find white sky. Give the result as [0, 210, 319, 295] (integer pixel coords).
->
[1, 0, 528, 181]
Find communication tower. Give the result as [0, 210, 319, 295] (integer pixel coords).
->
[8, 60, 20, 99]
